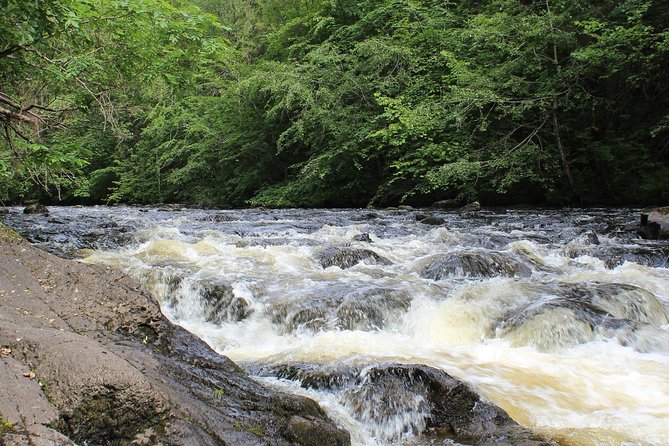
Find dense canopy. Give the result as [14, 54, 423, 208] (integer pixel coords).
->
[1, 0, 668, 207]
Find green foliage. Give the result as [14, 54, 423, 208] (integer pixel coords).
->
[2, 0, 669, 206]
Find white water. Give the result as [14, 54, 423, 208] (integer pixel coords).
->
[10, 206, 667, 446]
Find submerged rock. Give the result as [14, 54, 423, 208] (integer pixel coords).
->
[315, 246, 391, 269]
[267, 286, 411, 333]
[416, 213, 446, 225]
[421, 250, 532, 280]
[200, 282, 251, 324]
[149, 271, 253, 325]
[564, 244, 669, 268]
[199, 213, 238, 222]
[352, 212, 379, 221]
[576, 230, 600, 245]
[352, 233, 373, 243]
[496, 282, 669, 352]
[236, 237, 319, 248]
[0, 227, 349, 446]
[251, 362, 556, 446]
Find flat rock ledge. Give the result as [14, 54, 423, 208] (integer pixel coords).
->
[0, 224, 350, 446]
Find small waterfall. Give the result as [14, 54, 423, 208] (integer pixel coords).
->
[4, 206, 669, 446]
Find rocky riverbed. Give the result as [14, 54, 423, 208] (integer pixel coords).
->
[0, 221, 558, 446]
[2, 206, 669, 446]
[0, 224, 350, 445]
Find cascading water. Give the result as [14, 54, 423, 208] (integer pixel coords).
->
[3, 206, 669, 446]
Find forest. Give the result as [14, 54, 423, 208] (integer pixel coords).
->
[1, 0, 669, 208]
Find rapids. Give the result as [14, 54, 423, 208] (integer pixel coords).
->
[3, 206, 669, 446]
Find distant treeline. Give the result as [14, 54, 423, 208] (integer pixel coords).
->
[2, 0, 668, 207]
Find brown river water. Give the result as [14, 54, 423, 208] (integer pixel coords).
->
[3, 206, 669, 446]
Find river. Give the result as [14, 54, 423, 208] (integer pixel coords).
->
[3, 206, 669, 446]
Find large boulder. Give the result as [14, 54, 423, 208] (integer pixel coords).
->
[420, 250, 533, 280]
[23, 204, 49, 215]
[495, 282, 669, 352]
[416, 213, 446, 225]
[251, 362, 556, 446]
[267, 285, 411, 333]
[315, 246, 391, 269]
[563, 245, 669, 268]
[0, 224, 350, 446]
[200, 281, 252, 324]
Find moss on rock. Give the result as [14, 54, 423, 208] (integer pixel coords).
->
[0, 223, 21, 243]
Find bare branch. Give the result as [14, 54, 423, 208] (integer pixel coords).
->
[0, 106, 39, 124]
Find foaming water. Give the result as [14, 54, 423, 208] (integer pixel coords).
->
[3, 206, 669, 446]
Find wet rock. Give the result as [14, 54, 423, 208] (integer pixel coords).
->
[430, 199, 460, 209]
[252, 363, 555, 446]
[199, 213, 237, 222]
[336, 288, 411, 330]
[23, 204, 49, 215]
[0, 207, 8, 214]
[352, 233, 373, 243]
[315, 246, 391, 269]
[416, 213, 446, 225]
[398, 205, 414, 211]
[267, 286, 411, 333]
[496, 282, 669, 351]
[639, 207, 669, 239]
[259, 363, 358, 391]
[459, 202, 481, 213]
[200, 282, 251, 324]
[283, 415, 351, 446]
[236, 237, 319, 248]
[421, 251, 532, 280]
[564, 245, 669, 268]
[563, 283, 667, 325]
[150, 273, 252, 324]
[0, 227, 349, 446]
[354, 365, 553, 446]
[577, 231, 600, 245]
[352, 212, 379, 221]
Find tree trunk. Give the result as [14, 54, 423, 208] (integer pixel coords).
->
[551, 104, 576, 197]
[546, 0, 577, 200]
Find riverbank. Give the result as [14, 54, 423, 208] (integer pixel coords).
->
[0, 223, 350, 445]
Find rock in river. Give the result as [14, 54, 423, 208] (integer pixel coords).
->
[639, 206, 669, 239]
[0, 224, 349, 446]
[267, 285, 411, 333]
[421, 250, 533, 280]
[250, 362, 557, 446]
[495, 282, 669, 352]
[23, 203, 49, 215]
[315, 246, 391, 269]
